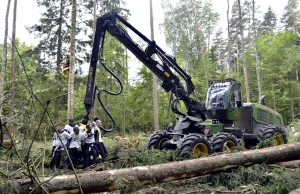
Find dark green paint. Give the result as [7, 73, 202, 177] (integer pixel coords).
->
[204, 123, 224, 134]
[251, 103, 284, 127]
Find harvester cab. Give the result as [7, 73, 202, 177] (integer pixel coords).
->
[205, 79, 242, 124]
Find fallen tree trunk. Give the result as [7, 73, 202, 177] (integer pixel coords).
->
[289, 188, 300, 194]
[2, 142, 300, 194]
[269, 159, 300, 168]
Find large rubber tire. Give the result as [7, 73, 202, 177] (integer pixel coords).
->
[210, 132, 238, 153]
[178, 134, 212, 158]
[257, 125, 288, 146]
[146, 131, 172, 150]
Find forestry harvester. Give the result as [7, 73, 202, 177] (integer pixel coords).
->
[82, 12, 288, 158]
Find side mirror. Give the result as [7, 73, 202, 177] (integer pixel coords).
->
[236, 100, 242, 108]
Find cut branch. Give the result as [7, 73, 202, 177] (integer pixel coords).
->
[2, 142, 300, 194]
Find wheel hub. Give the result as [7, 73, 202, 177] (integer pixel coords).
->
[272, 132, 285, 145]
[192, 143, 208, 157]
[158, 138, 169, 149]
[223, 140, 236, 152]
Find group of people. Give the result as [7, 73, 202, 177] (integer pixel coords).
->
[50, 116, 107, 169]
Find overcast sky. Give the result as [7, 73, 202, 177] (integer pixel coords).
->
[0, 0, 288, 78]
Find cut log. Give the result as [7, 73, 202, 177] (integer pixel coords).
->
[1, 142, 300, 194]
[269, 159, 300, 168]
[289, 188, 300, 194]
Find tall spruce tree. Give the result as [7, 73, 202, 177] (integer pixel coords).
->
[259, 6, 277, 33]
[149, 0, 159, 131]
[226, 0, 231, 76]
[67, 0, 77, 120]
[9, 0, 18, 136]
[228, 0, 246, 74]
[237, 0, 250, 102]
[281, 0, 300, 32]
[0, 0, 11, 117]
[251, 0, 263, 102]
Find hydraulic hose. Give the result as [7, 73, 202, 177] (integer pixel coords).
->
[171, 98, 186, 116]
[95, 60, 123, 132]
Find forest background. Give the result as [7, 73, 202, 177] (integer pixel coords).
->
[1, 0, 300, 139]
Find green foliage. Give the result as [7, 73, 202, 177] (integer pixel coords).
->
[162, 0, 222, 99]
[99, 133, 182, 169]
[111, 146, 181, 169]
[257, 30, 300, 123]
[259, 6, 277, 33]
[288, 119, 300, 142]
[281, 0, 300, 31]
[210, 164, 300, 193]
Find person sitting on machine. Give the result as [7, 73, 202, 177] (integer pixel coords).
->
[166, 122, 174, 132]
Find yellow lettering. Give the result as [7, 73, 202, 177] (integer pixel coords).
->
[164, 71, 170, 77]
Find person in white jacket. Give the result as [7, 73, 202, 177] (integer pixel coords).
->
[50, 131, 58, 169]
[81, 124, 97, 168]
[95, 120, 107, 160]
[53, 124, 71, 169]
[68, 126, 82, 168]
[65, 119, 78, 134]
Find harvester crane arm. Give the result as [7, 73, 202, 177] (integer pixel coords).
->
[84, 12, 206, 121]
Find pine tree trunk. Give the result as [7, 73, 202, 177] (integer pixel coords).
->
[236, 37, 239, 74]
[150, 0, 159, 131]
[55, 0, 64, 121]
[98, 0, 105, 119]
[9, 0, 17, 137]
[93, 0, 97, 38]
[92, 0, 97, 118]
[290, 81, 294, 122]
[4, 142, 300, 194]
[122, 49, 128, 136]
[193, 8, 209, 87]
[226, 0, 231, 76]
[0, 0, 11, 117]
[255, 51, 262, 100]
[296, 70, 300, 111]
[252, 0, 262, 103]
[238, 0, 250, 102]
[67, 0, 76, 120]
[199, 37, 209, 86]
[272, 81, 276, 110]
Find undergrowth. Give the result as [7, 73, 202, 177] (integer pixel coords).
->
[130, 164, 300, 194]
[107, 145, 182, 169]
